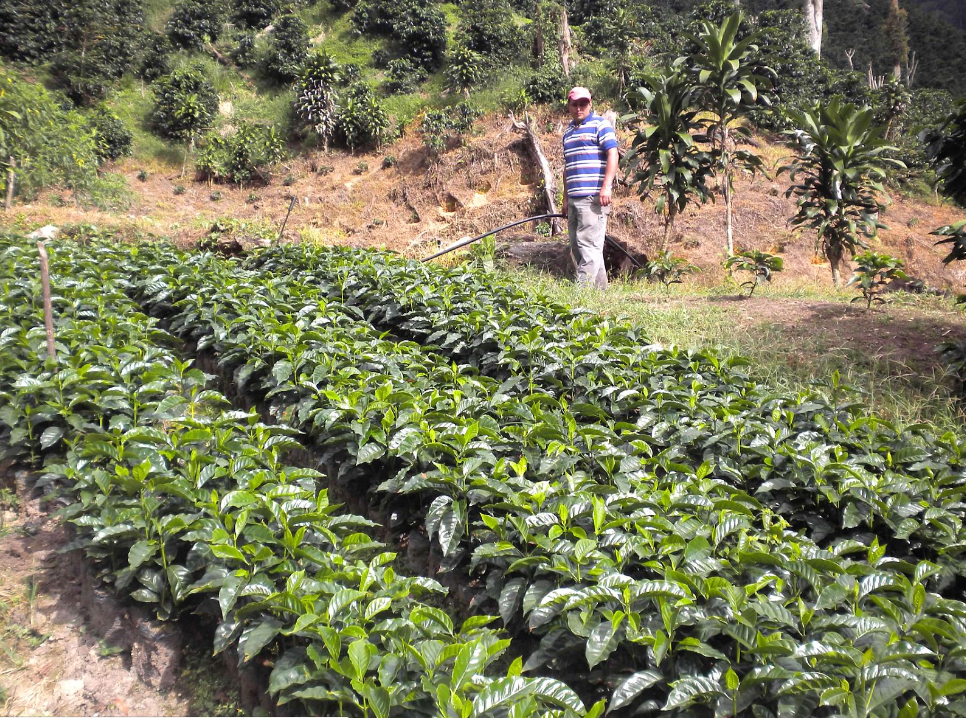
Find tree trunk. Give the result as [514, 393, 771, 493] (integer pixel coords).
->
[532, 0, 545, 65]
[826, 241, 844, 287]
[661, 204, 678, 252]
[558, 7, 572, 76]
[803, 0, 824, 57]
[511, 113, 561, 236]
[722, 125, 734, 256]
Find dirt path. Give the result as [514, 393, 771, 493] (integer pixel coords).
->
[0, 483, 193, 717]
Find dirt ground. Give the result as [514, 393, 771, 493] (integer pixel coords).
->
[0, 485, 195, 717]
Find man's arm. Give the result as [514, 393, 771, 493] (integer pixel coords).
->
[600, 147, 618, 206]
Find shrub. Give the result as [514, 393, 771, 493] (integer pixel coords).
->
[150, 67, 219, 141]
[445, 44, 486, 96]
[385, 58, 427, 95]
[645, 251, 699, 293]
[456, 0, 525, 66]
[336, 83, 391, 150]
[167, 0, 227, 50]
[138, 169, 148, 181]
[294, 50, 342, 148]
[196, 122, 285, 184]
[523, 63, 569, 105]
[265, 14, 309, 82]
[86, 106, 134, 162]
[352, 0, 445, 70]
[847, 251, 907, 309]
[725, 249, 784, 297]
[0, 68, 100, 200]
[0, 1, 67, 62]
[138, 33, 175, 83]
[233, 0, 280, 29]
[419, 102, 480, 156]
[231, 33, 259, 68]
[173, 184, 186, 194]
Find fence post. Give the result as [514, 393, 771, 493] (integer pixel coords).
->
[37, 241, 56, 359]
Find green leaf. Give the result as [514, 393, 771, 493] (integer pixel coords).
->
[608, 670, 663, 712]
[238, 617, 283, 663]
[348, 639, 374, 682]
[499, 578, 526, 625]
[452, 641, 487, 691]
[129, 540, 158, 571]
[586, 621, 619, 669]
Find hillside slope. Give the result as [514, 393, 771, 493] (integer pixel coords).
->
[14, 108, 966, 292]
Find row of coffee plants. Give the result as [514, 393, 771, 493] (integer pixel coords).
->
[102, 240, 966, 715]
[247, 245, 966, 570]
[0, 235, 590, 718]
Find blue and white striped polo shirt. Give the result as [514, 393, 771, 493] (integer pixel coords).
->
[562, 112, 618, 199]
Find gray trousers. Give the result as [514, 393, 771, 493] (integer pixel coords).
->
[568, 196, 610, 289]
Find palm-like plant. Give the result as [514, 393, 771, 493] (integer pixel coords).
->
[624, 66, 716, 252]
[931, 220, 966, 265]
[688, 12, 774, 256]
[779, 99, 904, 287]
[724, 248, 783, 296]
[846, 251, 908, 309]
[644, 250, 698, 293]
[920, 96, 966, 205]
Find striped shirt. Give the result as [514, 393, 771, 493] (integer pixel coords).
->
[562, 112, 618, 198]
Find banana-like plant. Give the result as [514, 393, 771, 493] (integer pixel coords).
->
[688, 11, 774, 256]
[780, 99, 904, 287]
[724, 248, 783, 296]
[624, 66, 716, 252]
[846, 250, 908, 309]
[920, 96, 966, 205]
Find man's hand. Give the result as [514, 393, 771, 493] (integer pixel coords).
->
[599, 187, 612, 207]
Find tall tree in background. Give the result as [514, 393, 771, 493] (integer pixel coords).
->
[803, 0, 823, 56]
[689, 12, 773, 255]
[883, 0, 910, 80]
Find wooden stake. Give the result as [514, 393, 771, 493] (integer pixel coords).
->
[5, 157, 14, 211]
[37, 241, 56, 359]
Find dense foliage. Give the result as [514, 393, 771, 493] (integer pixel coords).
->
[86, 106, 134, 162]
[264, 13, 310, 82]
[149, 67, 219, 142]
[335, 83, 391, 150]
[196, 122, 284, 184]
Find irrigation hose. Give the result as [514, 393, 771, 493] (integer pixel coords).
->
[421, 212, 643, 269]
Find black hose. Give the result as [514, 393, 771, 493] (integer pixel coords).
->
[422, 212, 644, 271]
[421, 213, 565, 262]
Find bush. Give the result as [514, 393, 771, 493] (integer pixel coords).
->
[456, 0, 525, 67]
[233, 0, 280, 29]
[86, 106, 134, 162]
[0, 68, 100, 200]
[523, 63, 569, 105]
[419, 102, 481, 156]
[336, 83, 391, 150]
[445, 44, 486, 96]
[352, 0, 446, 70]
[150, 67, 219, 141]
[0, 0, 67, 62]
[265, 14, 309, 82]
[167, 0, 227, 50]
[138, 33, 175, 83]
[385, 58, 428, 95]
[231, 32, 259, 68]
[196, 122, 285, 184]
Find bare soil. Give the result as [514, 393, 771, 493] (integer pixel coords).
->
[0, 486, 195, 717]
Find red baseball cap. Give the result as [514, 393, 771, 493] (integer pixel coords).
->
[567, 86, 592, 102]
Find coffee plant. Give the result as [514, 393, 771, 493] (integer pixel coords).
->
[644, 251, 699, 293]
[385, 58, 427, 95]
[445, 44, 486, 97]
[232, 0, 280, 29]
[86, 106, 134, 162]
[847, 251, 908, 309]
[418, 102, 480, 157]
[166, 0, 227, 50]
[196, 122, 284, 184]
[724, 249, 783, 297]
[336, 84, 391, 151]
[264, 13, 309, 83]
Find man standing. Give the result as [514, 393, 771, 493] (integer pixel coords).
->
[562, 86, 619, 290]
